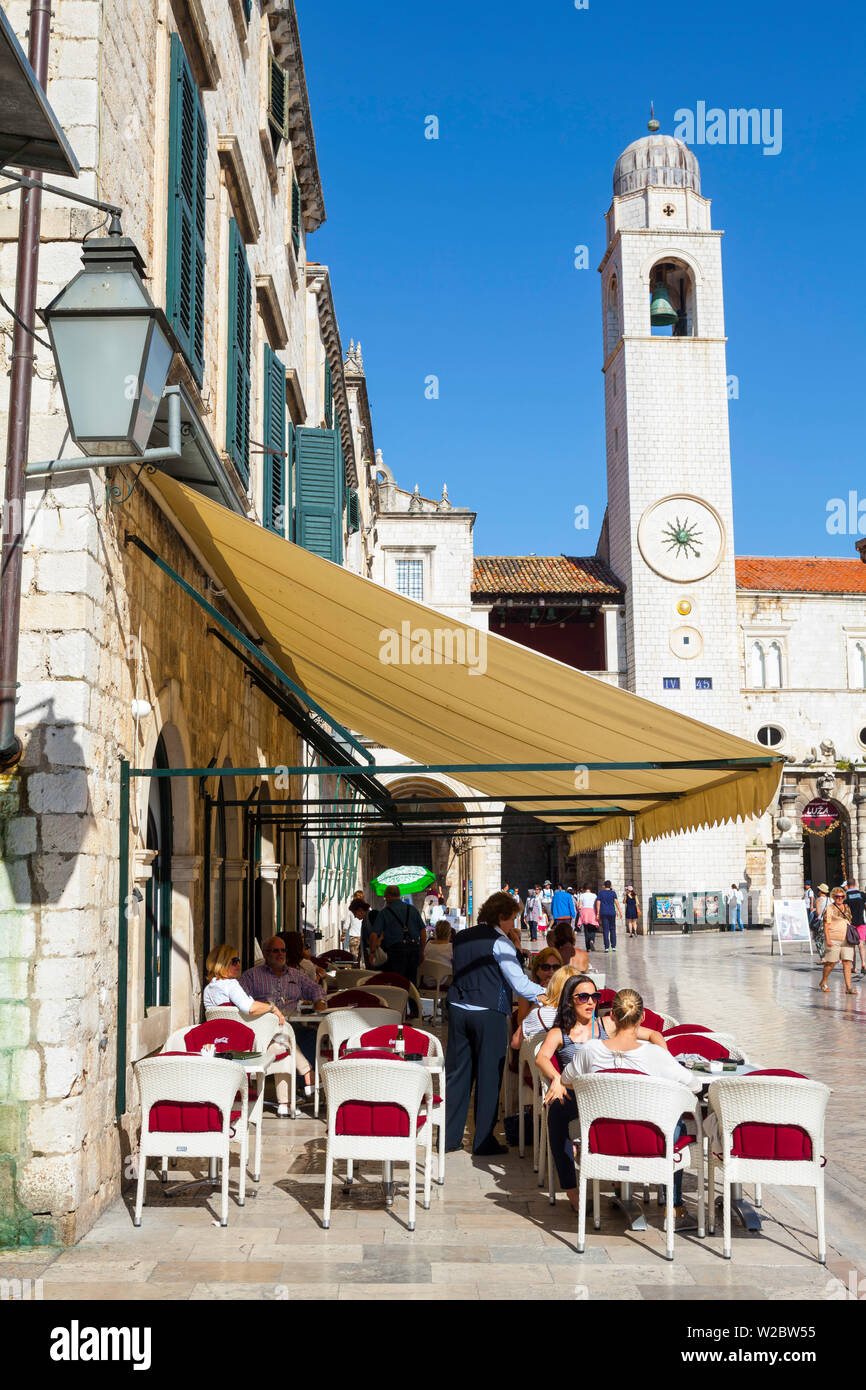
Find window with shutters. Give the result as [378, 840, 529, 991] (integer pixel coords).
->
[346, 488, 360, 534]
[324, 358, 333, 427]
[295, 428, 343, 564]
[166, 34, 207, 384]
[291, 175, 301, 255]
[263, 344, 287, 535]
[268, 50, 289, 153]
[226, 218, 252, 483]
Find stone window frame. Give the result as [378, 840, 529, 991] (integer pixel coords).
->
[382, 545, 434, 604]
[843, 630, 866, 691]
[742, 628, 789, 691]
[756, 722, 786, 749]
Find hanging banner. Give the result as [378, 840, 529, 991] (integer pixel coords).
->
[802, 799, 840, 836]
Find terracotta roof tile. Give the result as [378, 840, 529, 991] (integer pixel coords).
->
[472, 555, 624, 598]
[735, 557, 866, 595]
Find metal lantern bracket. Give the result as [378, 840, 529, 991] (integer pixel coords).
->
[25, 384, 183, 479]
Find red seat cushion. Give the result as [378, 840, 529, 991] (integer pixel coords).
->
[273, 1051, 291, 1062]
[588, 1118, 695, 1157]
[359, 1025, 430, 1054]
[184, 1021, 256, 1053]
[335, 1101, 427, 1137]
[664, 1023, 712, 1036]
[328, 990, 385, 1009]
[667, 1034, 730, 1061]
[746, 1068, 808, 1079]
[731, 1123, 813, 1160]
[149, 1101, 224, 1133]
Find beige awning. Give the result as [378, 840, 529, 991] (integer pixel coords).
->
[150, 476, 782, 850]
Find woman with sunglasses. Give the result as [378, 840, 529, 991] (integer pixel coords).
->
[517, 963, 585, 1044]
[203, 944, 287, 1025]
[535, 975, 667, 1211]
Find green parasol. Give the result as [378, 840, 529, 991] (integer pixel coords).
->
[371, 865, 436, 897]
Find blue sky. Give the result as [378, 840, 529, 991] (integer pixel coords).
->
[298, 0, 866, 561]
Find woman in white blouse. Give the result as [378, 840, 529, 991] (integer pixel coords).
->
[203, 944, 286, 1025]
[419, 921, 454, 986]
[561, 987, 701, 1229]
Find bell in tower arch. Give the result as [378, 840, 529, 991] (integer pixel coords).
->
[650, 278, 678, 327]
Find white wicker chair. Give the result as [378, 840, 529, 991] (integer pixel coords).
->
[517, 1036, 547, 1174]
[163, 1018, 272, 1182]
[314, 1007, 400, 1116]
[417, 959, 452, 1023]
[324, 968, 375, 990]
[345, 1024, 447, 1184]
[133, 1055, 247, 1227]
[569, 1072, 704, 1261]
[707, 1075, 830, 1262]
[204, 1006, 301, 1117]
[363, 985, 409, 1018]
[320, 1059, 433, 1230]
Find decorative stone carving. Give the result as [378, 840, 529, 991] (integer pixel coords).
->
[817, 771, 836, 799]
[437, 484, 451, 512]
[408, 485, 423, 514]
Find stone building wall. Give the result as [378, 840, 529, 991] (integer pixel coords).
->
[1, 469, 299, 1246]
[0, 0, 334, 1245]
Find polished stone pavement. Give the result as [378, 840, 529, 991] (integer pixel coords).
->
[3, 930, 863, 1301]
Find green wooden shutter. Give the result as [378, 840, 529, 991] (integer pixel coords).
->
[347, 487, 360, 534]
[262, 344, 286, 535]
[226, 218, 252, 482]
[324, 358, 333, 427]
[286, 421, 295, 541]
[167, 35, 207, 384]
[268, 51, 288, 149]
[295, 428, 343, 564]
[291, 176, 301, 254]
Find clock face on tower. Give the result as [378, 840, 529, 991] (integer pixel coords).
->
[637, 494, 726, 582]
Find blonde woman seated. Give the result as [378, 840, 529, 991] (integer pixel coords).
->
[419, 920, 454, 986]
[536, 977, 668, 1213]
[203, 944, 286, 1025]
[564, 988, 702, 1229]
[514, 960, 586, 1045]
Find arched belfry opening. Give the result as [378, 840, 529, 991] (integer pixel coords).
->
[606, 274, 620, 355]
[649, 258, 696, 337]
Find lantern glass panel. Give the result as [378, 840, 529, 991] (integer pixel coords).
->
[131, 324, 175, 453]
[50, 315, 149, 455]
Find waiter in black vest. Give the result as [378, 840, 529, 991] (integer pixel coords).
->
[445, 891, 544, 1156]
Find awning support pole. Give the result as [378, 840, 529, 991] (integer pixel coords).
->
[116, 758, 130, 1117]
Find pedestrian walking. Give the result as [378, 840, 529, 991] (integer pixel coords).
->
[444, 890, 543, 1155]
[727, 883, 744, 930]
[810, 882, 829, 958]
[845, 877, 866, 976]
[624, 885, 641, 936]
[375, 884, 424, 984]
[524, 884, 544, 943]
[819, 887, 856, 995]
[597, 879, 621, 953]
[550, 883, 576, 942]
[577, 884, 599, 952]
[803, 880, 815, 915]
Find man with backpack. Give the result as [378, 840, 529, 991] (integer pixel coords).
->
[372, 884, 425, 984]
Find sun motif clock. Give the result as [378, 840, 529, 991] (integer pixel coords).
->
[637, 494, 726, 582]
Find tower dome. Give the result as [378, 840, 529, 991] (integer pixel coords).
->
[613, 133, 701, 198]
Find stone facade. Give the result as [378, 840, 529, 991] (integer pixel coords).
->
[0, 0, 371, 1245]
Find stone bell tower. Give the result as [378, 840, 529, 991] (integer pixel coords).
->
[599, 116, 745, 903]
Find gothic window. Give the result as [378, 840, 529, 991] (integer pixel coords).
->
[765, 641, 782, 689]
[748, 641, 765, 688]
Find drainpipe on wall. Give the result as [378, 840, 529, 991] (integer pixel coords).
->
[0, 0, 53, 771]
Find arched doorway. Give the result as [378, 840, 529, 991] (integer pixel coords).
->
[802, 798, 850, 888]
[144, 734, 172, 1009]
